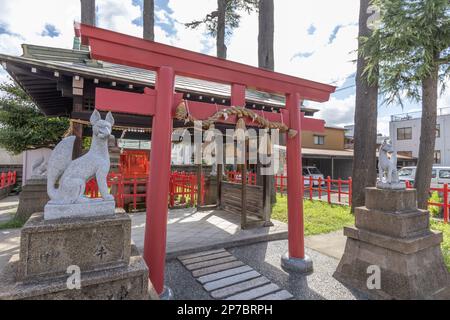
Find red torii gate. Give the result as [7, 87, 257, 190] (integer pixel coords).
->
[79, 23, 335, 296]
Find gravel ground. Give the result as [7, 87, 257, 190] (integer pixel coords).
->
[166, 240, 368, 300]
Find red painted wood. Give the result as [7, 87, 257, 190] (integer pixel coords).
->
[301, 113, 325, 133]
[79, 24, 335, 101]
[444, 184, 449, 224]
[95, 89, 324, 132]
[231, 84, 246, 107]
[95, 88, 156, 116]
[286, 92, 305, 259]
[143, 66, 175, 295]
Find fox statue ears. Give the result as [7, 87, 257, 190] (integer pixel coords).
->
[90, 110, 115, 127]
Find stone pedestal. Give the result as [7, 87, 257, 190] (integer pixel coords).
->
[15, 179, 49, 222]
[334, 187, 450, 300]
[0, 212, 157, 300]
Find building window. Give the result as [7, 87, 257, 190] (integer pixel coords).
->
[434, 151, 441, 164]
[397, 127, 412, 140]
[398, 151, 413, 157]
[436, 124, 441, 138]
[314, 135, 325, 145]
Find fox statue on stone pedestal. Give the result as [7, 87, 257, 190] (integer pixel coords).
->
[47, 110, 115, 205]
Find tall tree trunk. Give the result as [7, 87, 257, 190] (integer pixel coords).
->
[217, 0, 227, 59]
[257, 0, 276, 204]
[80, 0, 96, 26]
[258, 0, 274, 70]
[351, 0, 379, 212]
[415, 61, 439, 209]
[143, 0, 155, 41]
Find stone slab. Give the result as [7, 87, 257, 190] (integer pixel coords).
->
[211, 276, 270, 299]
[178, 249, 227, 261]
[17, 212, 131, 282]
[181, 251, 232, 265]
[344, 226, 443, 254]
[376, 181, 406, 190]
[0, 252, 152, 300]
[192, 261, 245, 278]
[204, 271, 261, 292]
[197, 266, 253, 285]
[185, 256, 238, 271]
[355, 207, 430, 238]
[226, 283, 281, 300]
[44, 199, 116, 221]
[257, 290, 294, 300]
[365, 188, 417, 212]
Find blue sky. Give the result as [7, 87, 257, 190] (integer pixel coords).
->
[0, 0, 448, 135]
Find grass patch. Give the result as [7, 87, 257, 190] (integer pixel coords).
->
[272, 195, 354, 236]
[430, 220, 450, 272]
[0, 217, 26, 230]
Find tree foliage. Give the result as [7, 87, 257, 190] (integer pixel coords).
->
[362, 0, 449, 209]
[185, 0, 258, 41]
[362, 0, 450, 105]
[0, 80, 69, 155]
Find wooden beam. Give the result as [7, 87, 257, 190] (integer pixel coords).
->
[95, 88, 157, 116]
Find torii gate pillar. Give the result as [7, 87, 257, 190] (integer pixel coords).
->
[143, 66, 175, 297]
[282, 92, 313, 273]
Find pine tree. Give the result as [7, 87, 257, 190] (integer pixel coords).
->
[185, 0, 258, 59]
[362, 0, 450, 208]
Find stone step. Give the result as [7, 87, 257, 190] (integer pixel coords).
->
[185, 256, 238, 271]
[178, 248, 227, 261]
[181, 251, 232, 265]
[226, 283, 281, 300]
[256, 290, 294, 300]
[197, 266, 254, 284]
[179, 249, 294, 301]
[204, 271, 261, 292]
[192, 261, 246, 278]
[211, 276, 270, 299]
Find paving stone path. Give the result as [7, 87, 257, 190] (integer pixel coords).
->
[178, 248, 294, 300]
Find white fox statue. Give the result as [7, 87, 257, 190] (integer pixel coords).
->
[44, 110, 116, 220]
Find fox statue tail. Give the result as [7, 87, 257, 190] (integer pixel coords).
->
[47, 136, 76, 201]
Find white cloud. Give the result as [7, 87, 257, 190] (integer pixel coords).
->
[312, 94, 356, 128]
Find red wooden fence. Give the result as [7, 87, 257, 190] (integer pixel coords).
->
[405, 181, 449, 223]
[226, 172, 353, 206]
[0, 171, 17, 191]
[86, 172, 205, 211]
[226, 171, 257, 185]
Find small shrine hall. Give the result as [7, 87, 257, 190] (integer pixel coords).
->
[0, 23, 335, 295]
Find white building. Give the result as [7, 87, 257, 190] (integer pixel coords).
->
[390, 107, 450, 166]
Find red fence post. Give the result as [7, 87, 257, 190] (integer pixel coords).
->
[348, 177, 352, 207]
[338, 178, 342, 203]
[190, 175, 196, 206]
[309, 176, 313, 201]
[327, 176, 331, 204]
[318, 177, 322, 200]
[444, 183, 449, 224]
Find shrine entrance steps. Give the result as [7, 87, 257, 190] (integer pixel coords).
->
[178, 249, 294, 300]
